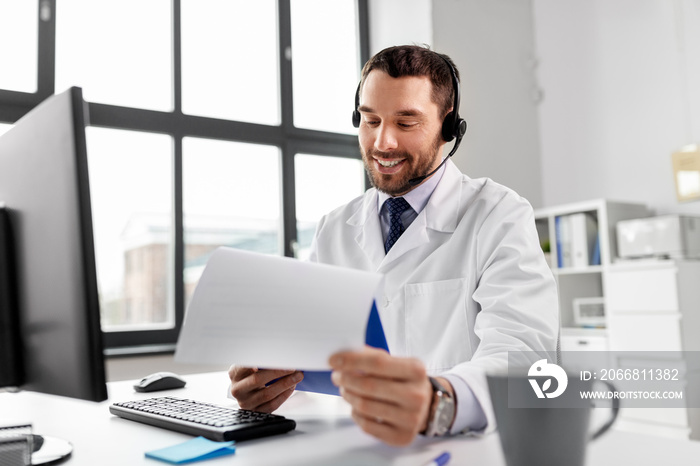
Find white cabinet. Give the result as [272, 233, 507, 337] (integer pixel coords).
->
[534, 199, 649, 345]
[606, 260, 700, 440]
[536, 200, 700, 440]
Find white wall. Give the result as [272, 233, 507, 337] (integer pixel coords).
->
[533, 0, 700, 215]
[367, 0, 433, 52]
[433, 0, 543, 207]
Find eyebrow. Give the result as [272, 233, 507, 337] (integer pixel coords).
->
[357, 105, 425, 118]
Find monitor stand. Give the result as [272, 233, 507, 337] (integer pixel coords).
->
[31, 435, 73, 465]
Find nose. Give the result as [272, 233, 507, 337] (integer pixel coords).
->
[374, 124, 398, 152]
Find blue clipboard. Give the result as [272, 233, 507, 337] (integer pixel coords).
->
[295, 300, 388, 396]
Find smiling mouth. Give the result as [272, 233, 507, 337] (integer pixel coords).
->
[376, 159, 403, 167]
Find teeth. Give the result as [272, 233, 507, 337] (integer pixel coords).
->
[377, 159, 401, 167]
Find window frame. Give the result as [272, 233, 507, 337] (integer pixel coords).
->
[0, 0, 370, 354]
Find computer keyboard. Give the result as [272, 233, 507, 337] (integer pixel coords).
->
[110, 397, 296, 442]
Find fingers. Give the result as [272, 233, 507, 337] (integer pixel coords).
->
[328, 350, 433, 446]
[350, 411, 417, 447]
[330, 347, 426, 381]
[254, 385, 297, 413]
[228, 365, 257, 383]
[331, 370, 414, 404]
[339, 384, 427, 433]
[332, 369, 431, 429]
[228, 366, 304, 412]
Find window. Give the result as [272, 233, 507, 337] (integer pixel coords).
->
[86, 128, 174, 331]
[183, 138, 282, 306]
[55, 0, 173, 110]
[0, 0, 369, 353]
[294, 154, 365, 259]
[0, 1, 38, 93]
[181, 0, 280, 124]
[290, 0, 361, 134]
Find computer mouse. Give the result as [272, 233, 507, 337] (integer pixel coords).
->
[134, 371, 187, 393]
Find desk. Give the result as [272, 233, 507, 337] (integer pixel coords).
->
[2, 372, 700, 465]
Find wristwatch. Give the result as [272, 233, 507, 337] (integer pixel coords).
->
[423, 376, 456, 437]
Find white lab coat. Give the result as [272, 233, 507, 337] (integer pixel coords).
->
[308, 160, 559, 432]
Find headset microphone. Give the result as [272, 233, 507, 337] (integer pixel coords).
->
[407, 129, 465, 186]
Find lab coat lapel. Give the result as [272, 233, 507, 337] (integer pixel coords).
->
[423, 160, 462, 234]
[347, 189, 385, 271]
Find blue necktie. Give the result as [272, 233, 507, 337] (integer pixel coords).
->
[384, 197, 411, 253]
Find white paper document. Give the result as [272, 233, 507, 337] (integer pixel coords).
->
[175, 247, 383, 370]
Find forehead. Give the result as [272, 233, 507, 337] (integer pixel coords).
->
[360, 71, 438, 115]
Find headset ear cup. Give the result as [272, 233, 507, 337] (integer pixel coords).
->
[441, 117, 455, 142]
[352, 110, 361, 128]
[352, 81, 362, 128]
[441, 114, 467, 142]
[456, 118, 467, 138]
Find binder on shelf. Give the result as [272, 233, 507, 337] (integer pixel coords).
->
[569, 213, 598, 268]
[591, 236, 601, 266]
[555, 215, 573, 268]
[555, 216, 563, 267]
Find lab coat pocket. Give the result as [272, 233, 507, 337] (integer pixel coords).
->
[404, 278, 471, 373]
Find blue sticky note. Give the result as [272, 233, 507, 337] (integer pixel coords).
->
[145, 437, 235, 464]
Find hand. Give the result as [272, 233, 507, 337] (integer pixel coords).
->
[329, 347, 434, 446]
[228, 366, 304, 412]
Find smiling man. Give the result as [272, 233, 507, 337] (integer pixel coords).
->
[229, 45, 559, 447]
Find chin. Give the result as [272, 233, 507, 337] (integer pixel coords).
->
[373, 178, 412, 196]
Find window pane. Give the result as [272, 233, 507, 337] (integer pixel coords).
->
[295, 154, 365, 259]
[86, 128, 174, 331]
[56, 0, 172, 111]
[291, 0, 360, 134]
[0, 1, 37, 92]
[182, 0, 280, 125]
[183, 138, 281, 306]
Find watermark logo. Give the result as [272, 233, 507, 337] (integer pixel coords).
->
[528, 359, 568, 399]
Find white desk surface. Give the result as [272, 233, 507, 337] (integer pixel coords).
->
[2, 371, 700, 465]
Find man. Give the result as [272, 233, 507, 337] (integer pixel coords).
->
[229, 45, 559, 446]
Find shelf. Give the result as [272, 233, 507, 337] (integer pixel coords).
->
[553, 265, 603, 275]
[561, 326, 607, 337]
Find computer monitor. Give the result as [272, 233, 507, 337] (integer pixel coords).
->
[0, 87, 107, 403]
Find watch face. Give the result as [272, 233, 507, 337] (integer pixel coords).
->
[427, 377, 455, 436]
[434, 392, 455, 435]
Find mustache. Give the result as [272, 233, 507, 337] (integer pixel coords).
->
[364, 148, 412, 160]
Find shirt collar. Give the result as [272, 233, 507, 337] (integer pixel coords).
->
[377, 162, 446, 214]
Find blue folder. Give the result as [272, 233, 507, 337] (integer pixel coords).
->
[295, 300, 388, 396]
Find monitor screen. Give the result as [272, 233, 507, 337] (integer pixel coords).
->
[0, 87, 107, 402]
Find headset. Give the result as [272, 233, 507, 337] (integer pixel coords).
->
[352, 55, 468, 186]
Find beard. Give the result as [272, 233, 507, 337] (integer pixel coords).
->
[361, 133, 443, 196]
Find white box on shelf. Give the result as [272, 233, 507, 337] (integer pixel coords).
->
[617, 215, 700, 259]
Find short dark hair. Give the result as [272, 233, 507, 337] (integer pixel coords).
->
[360, 45, 459, 118]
